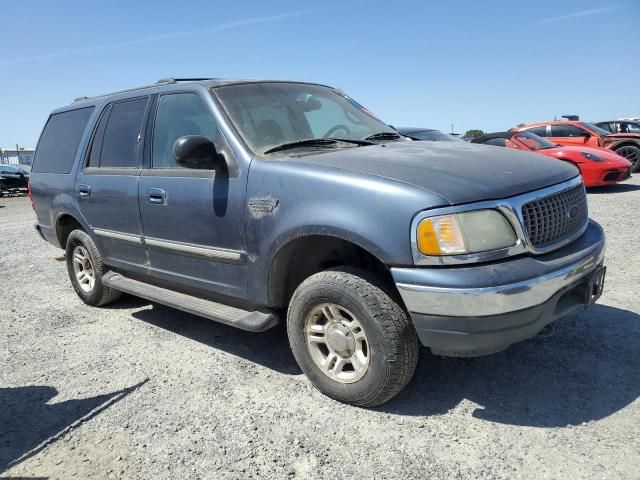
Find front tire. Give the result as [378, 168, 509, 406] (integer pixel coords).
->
[287, 268, 419, 407]
[65, 229, 122, 306]
[615, 145, 640, 172]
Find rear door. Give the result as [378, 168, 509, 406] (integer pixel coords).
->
[75, 96, 151, 275]
[138, 91, 247, 299]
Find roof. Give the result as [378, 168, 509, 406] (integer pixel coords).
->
[72, 77, 332, 104]
[395, 127, 439, 134]
[595, 119, 640, 125]
[521, 120, 582, 127]
[470, 132, 517, 143]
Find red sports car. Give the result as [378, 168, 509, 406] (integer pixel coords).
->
[515, 120, 640, 172]
[471, 131, 632, 187]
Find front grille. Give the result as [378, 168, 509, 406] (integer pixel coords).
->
[604, 171, 620, 182]
[521, 184, 588, 248]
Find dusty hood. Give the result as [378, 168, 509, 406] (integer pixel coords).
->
[286, 141, 579, 205]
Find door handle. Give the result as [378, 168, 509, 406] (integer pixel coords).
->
[77, 184, 91, 197]
[147, 188, 167, 205]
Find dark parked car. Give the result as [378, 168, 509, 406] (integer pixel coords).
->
[594, 120, 640, 135]
[397, 127, 464, 142]
[30, 78, 606, 406]
[0, 164, 29, 196]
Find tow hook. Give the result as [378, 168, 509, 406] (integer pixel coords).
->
[536, 324, 555, 339]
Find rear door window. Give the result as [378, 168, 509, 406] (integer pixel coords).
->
[526, 126, 548, 137]
[32, 107, 94, 173]
[98, 97, 149, 168]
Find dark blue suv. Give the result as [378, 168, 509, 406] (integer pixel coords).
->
[31, 78, 606, 406]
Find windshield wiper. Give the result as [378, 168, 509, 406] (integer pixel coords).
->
[364, 131, 402, 141]
[264, 138, 338, 154]
[327, 137, 375, 146]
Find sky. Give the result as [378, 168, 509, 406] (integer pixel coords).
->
[1, 0, 639, 147]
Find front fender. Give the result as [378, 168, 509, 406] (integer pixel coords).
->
[245, 159, 448, 305]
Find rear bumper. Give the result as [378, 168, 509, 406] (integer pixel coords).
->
[34, 222, 60, 247]
[34, 223, 47, 242]
[392, 220, 606, 357]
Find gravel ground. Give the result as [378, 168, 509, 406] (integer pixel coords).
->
[1, 179, 639, 480]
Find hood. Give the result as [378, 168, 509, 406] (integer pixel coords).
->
[543, 145, 630, 164]
[285, 141, 579, 205]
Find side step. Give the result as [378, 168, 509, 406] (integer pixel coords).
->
[102, 271, 279, 332]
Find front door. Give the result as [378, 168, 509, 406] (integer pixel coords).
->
[138, 92, 247, 299]
[549, 124, 597, 147]
[75, 96, 150, 275]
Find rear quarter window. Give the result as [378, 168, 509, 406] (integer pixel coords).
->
[32, 107, 94, 174]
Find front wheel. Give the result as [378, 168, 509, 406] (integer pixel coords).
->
[615, 145, 640, 172]
[287, 268, 419, 407]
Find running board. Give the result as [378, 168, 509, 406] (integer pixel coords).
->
[102, 271, 278, 332]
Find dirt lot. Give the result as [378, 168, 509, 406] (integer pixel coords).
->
[1, 180, 639, 480]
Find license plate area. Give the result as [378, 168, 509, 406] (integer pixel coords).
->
[584, 266, 606, 307]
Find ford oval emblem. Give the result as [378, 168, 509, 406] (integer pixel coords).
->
[567, 205, 579, 220]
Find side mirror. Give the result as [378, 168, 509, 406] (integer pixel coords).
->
[173, 135, 223, 170]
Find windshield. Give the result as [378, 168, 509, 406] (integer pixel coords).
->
[514, 131, 557, 150]
[580, 122, 612, 137]
[407, 130, 463, 142]
[213, 82, 396, 155]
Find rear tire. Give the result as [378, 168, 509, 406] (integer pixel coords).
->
[65, 229, 122, 306]
[614, 145, 640, 172]
[287, 267, 419, 407]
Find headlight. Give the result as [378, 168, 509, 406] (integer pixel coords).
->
[417, 210, 517, 256]
[580, 152, 606, 162]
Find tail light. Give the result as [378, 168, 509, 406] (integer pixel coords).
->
[28, 180, 35, 211]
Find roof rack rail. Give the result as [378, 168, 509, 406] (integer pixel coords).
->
[156, 77, 216, 84]
[73, 78, 216, 103]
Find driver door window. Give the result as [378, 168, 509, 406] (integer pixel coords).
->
[550, 125, 584, 137]
[152, 93, 219, 168]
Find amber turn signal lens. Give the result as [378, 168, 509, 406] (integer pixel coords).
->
[417, 215, 466, 255]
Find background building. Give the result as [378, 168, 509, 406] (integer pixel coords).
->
[0, 146, 35, 165]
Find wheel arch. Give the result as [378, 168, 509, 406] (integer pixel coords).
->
[267, 233, 400, 310]
[55, 212, 86, 249]
[612, 141, 640, 151]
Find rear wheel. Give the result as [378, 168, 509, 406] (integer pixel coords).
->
[287, 268, 419, 407]
[65, 230, 122, 306]
[614, 145, 640, 172]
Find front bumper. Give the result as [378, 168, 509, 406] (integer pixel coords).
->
[580, 162, 632, 186]
[392, 220, 606, 357]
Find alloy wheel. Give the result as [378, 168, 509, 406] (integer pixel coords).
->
[304, 303, 370, 383]
[72, 245, 96, 293]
